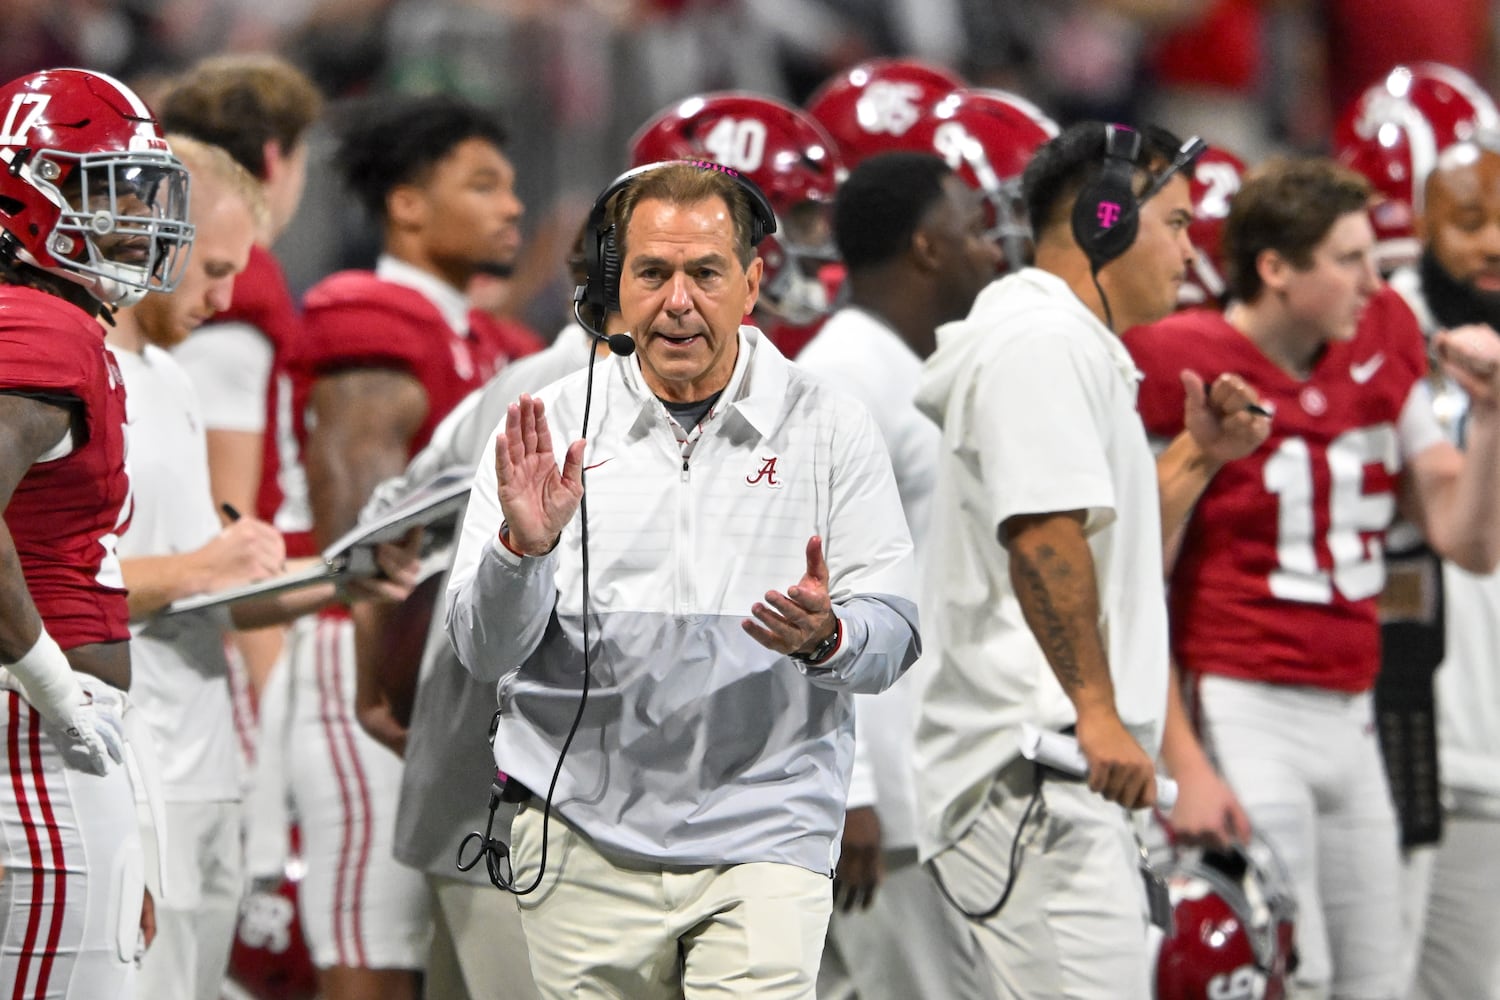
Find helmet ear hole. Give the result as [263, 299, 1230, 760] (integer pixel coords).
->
[1201, 847, 1249, 882]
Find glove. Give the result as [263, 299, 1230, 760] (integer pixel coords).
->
[53, 686, 126, 777]
[4, 631, 125, 776]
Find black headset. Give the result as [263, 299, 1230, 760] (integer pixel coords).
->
[574, 159, 778, 333]
[1070, 124, 1209, 270]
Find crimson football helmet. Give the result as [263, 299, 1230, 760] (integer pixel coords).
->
[224, 845, 319, 1000]
[630, 92, 846, 325]
[1178, 145, 1247, 308]
[805, 58, 965, 169]
[0, 68, 193, 307]
[1334, 62, 1500, 273]
[1154, 836, 1298, 1000]
[898, 87, 1057, 271]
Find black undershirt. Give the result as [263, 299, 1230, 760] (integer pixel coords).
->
[660, 389, 724, 432]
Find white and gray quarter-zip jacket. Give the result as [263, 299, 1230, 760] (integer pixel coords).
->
[446, 326, 921, 876]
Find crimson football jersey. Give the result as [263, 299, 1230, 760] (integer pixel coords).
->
[295, 272, 532, 459]
[0, 286, 131, 649]
[213, 244, 317, 557]
[1125, 288, 1430, 692]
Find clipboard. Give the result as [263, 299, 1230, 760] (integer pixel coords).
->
[160, 466, 474, 616]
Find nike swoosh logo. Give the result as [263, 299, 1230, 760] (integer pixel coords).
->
[1350, 353, 1385, 384]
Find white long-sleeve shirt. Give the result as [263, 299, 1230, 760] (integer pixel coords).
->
[445, 326, 920, 874]
[797, 306, 939, 849]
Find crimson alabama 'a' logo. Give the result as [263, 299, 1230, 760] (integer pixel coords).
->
[746, 456, 782, 488]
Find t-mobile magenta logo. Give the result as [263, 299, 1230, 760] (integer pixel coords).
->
[1096, 201, 1122, 228]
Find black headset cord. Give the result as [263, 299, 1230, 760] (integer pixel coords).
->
[456, 343, 606, 894]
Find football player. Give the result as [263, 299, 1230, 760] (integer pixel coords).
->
[284, 93, 535, 1000]
[1383, 137, 1500, 1000]
[1126, 157, 1500, 1000]
[0, 67, 193, 998]
[1334, 62, 1500, 276]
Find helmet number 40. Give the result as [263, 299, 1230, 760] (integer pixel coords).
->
[702, 117, 767, 175]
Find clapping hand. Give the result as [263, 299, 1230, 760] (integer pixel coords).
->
[494, 394, 585, 556]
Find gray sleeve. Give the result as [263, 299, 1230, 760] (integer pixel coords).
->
[795, 594, 920, 694]
[794, 389, 922, 694]
[445, 536, 559, 684]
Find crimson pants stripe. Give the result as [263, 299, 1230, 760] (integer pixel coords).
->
[6, 695, 45, 1000]
[317, 621, 358, 967]
[329, 626, 372, 967]
[227, 641, 259, 767]
[29, 707, 67, 999]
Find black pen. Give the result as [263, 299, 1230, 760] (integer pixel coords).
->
[220, 502, 242, 522]
[1246, 403, 1272, 419]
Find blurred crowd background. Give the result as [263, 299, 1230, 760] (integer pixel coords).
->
[5, 0, 1494, 337]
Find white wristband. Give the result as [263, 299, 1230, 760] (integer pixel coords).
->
[5, 630, 85, 726]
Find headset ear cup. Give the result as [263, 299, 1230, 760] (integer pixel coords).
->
[1072, 124, 1147, 269]
[600, 225, 622, 314]
[1072, 169, 1139, 268]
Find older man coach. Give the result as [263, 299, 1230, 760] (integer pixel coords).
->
[446, 159, 921, 999]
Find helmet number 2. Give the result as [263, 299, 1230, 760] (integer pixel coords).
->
[0, 94, 50, 146]
[702, 117, 767, 175]
[1195, 160, 1241, 220]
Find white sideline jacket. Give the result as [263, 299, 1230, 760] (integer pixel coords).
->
[446, 326, 921, 875]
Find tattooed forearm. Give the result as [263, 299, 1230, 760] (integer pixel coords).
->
[1011, 543, 1086, 689]
[1006, 517, 1112, 702]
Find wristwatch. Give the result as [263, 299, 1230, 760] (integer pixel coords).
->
[790, 619, 841, 665]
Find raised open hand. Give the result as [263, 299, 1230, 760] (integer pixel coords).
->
[494, 394, 585, 556]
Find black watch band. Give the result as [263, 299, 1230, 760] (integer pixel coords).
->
[790, 619, 841, 665]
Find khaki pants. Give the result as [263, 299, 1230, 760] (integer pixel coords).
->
[510, 801, 831, 999]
